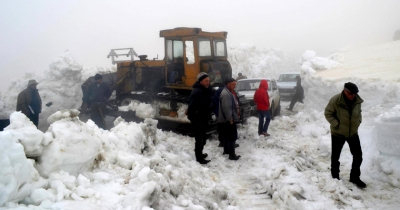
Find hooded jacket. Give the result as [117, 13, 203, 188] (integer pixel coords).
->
[188, 81, 212, 124]
[324, 92, 363, 138]
[253, 80, 270, 111]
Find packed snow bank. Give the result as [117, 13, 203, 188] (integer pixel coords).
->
[0, 126, 46, 206]
[4, 112, 48, 157]
[1, 110, 232, 209]
[228, 43, 300, 79]
[298, 45, 400, 190]
[37, 109, 103, 177]
[314, 40, 400, 81]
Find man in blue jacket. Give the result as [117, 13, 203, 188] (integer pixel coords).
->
[87, 74, 112, 129]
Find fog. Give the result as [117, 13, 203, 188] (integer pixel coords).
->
[1, 0, 399, 91]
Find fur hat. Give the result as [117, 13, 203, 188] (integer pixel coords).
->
[224, 77, 236, 84]
[197, 72, 209, 82]
[27, 80, 38, 86]
[344, 82, 359, 94]
[95, 74, 103, 80]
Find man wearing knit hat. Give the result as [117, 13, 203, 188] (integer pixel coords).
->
[87, 73, 112, 129]
[187, 72, 213, 164]
[17, 79, 42, 128]
[324, 82, 366, 188]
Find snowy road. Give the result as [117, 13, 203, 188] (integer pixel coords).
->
[200, 102, 400, 209]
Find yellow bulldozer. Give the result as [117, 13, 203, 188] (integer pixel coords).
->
[82, 27, 251, 134]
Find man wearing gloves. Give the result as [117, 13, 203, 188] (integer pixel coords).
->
[187, 72, 213, 164]
[218, 78, 241, 160]
[324, 82, 366, 188]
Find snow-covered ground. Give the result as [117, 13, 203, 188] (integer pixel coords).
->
[1, 42, 400, 209]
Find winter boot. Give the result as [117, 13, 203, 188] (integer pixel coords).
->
[349, 177, 366, 188]
[229, 154, 241, 160]
[197, 159, 211, 164]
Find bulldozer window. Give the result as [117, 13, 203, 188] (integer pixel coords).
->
[166, 40, 183, 63]
[167, 40, 173, 63]
[185, 41, 195, 64]
[198, 38, 211, 57]
[173, 40, 183, 59]
[213, 39, 226, 57]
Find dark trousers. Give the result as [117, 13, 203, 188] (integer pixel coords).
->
[90, 102, 107, 129]
[217, 123, 223, 144]
[193, 123, 207, 161]
[258, 110, 271, 134]
[220, 122, 238, 155]
[288, 94, 303, 111]
[331, 134, 363, 178]
[28, 113, 39, 128]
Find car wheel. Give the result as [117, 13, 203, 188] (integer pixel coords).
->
[275, 100, 281, 116]
[270, 102, 275, 120]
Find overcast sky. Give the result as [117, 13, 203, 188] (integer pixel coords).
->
[1, 0, 399, 90]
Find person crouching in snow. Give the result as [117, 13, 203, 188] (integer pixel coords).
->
[287, 75, 304, 111]
[254, 79, 271, 137]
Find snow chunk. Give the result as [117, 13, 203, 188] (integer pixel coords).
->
[4, 112, 45, 157]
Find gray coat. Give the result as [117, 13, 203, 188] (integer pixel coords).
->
[217, 88, 240, 123]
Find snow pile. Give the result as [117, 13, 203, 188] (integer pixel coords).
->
[0, 123, 47, 206]
[37, 109, 103, 177]
[300, 50, 342, 74]
[118, 101, 156, 119]
[3, 112, 49, 157]
[228, 43, 300, 79]
[314, 41, 400, 81]
[1, 111, 233, 209]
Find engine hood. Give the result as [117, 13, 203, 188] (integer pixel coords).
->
[277, 81, 296, 89]
[237, 90, 272, 101]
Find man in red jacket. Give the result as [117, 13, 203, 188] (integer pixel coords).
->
[254, 80, 271, 136]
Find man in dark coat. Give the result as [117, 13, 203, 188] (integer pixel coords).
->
[324, 82, 366, 188]
[217, 78, 241, 160]
[17, 79, 42, 128]
[187, 72, 212, 164]
[287, 75, 304, 111]
[87, 74, 112, 129]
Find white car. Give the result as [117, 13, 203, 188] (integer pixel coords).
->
[236, 78, 281, 120]
[277, 72, 300, 99]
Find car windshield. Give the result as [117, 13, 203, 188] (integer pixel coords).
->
[278, 74, 299, 82]
[236, 80, 270, 91]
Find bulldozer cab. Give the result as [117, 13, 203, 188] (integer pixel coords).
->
[161, 27, 232, 90]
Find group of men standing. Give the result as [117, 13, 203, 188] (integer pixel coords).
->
[187, 72, 367, 188]
[16, 73, 366, 188]
[187, 73, 242, 164]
